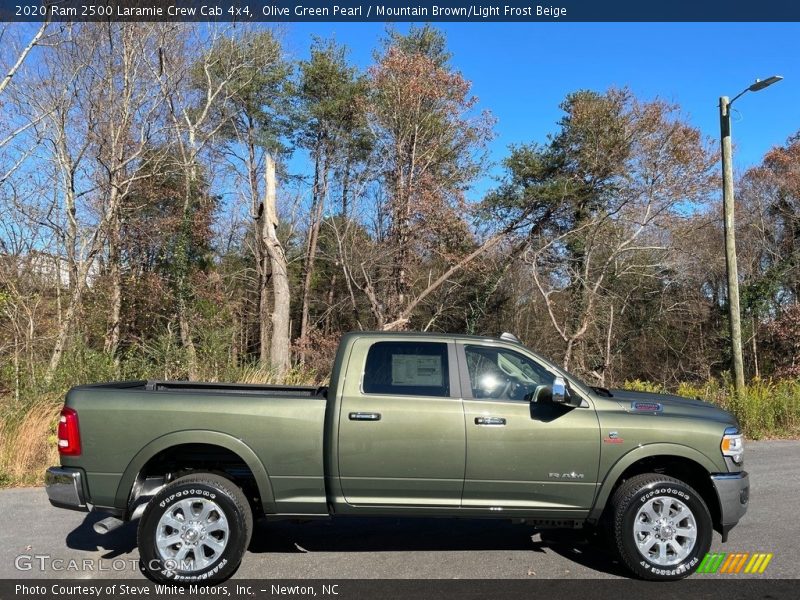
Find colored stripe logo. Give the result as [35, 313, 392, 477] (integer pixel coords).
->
[697, 552, 773, 574]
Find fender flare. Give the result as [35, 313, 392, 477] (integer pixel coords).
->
[589, 442, 719, 520]
[115, 430, 276, 513]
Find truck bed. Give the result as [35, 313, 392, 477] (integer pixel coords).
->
[61, 379, 330, 514]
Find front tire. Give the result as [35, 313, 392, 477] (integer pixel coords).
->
[138, 473, 252, 583]
[610, 473, 712, 580]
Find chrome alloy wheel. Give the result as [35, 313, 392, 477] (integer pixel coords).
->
[155, 497, 229, 572]
[633, 495, 698, 566]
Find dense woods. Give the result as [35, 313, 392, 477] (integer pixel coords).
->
[1, 23, 799, 482]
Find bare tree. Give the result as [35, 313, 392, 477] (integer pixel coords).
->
[150, 24, 276, 378]
[81, 24, 168, 358]
[0, 22, 57, 186]
[260, 156, 291, 375]
[0, 22, 50, 98]
[10, 25, 97, 378]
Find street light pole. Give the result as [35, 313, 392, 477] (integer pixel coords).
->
[719, 95, 745, 395]
[718, 75, 782, 397]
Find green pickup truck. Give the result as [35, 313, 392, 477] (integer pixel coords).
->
[46, 331, 748, 582]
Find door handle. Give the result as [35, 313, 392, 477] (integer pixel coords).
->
[349, 412, 381, 421]
[475, 416, 506, 426]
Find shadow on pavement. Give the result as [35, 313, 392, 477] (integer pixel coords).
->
[62, 513, 626, 577]
[534, 529, 628, 577]
[248, 517, 627, 577]
[65, 511, 137, 558]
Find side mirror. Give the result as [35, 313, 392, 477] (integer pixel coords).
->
[552, 376, 568, 404]
[528, 377, 580, 406]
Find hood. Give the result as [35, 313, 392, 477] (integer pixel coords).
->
[608, 388, 738, 427]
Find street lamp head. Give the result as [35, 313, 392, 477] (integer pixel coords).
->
[748, 75, 783, 92]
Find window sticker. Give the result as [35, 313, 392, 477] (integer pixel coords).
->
[391, 354, 443, 386]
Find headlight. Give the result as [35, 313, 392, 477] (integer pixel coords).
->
[721, 427, 744, 465]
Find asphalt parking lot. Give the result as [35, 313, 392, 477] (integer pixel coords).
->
[1, 440, 797, 580]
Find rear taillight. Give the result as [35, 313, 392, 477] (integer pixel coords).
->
[57, 407, 81, 456]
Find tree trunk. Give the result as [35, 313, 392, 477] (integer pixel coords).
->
[261, 154, 291, 377]
[244, 124, 272, 369]
[392, 197, 411, 324]
[177, 303, 198, 378]
[386, 164, 411, 326]
[324, 271, 337, 334]
[176, 210, 198, 380]
[340, 154, 351, 217]
[751, 315, 760, 379]
[231, 312, 240, 367]
[103, 205, 122, 357]
[258, 253, 271, 367]
[47, 263, 90, 379]
[602, 303, 614, 387]
[54, 255, 62, 326]
[298, 151, 328, 360]
[13, 327, 20, 403]
[176, 145, 198, 380]
[563, 338, 575, 372]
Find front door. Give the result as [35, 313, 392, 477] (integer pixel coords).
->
[338, 338, 466, 506]
[459, 343, 600, 510]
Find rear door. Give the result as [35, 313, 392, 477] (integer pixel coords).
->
[458, 342, 601, 510]
[337, 338, 466, 506]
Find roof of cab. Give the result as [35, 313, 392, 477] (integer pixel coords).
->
[340, 330, 523, 345]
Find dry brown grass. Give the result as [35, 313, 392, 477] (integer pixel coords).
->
[0, 398, 61, 486]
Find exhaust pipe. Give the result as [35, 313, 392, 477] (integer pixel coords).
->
[93, 516, 124, 535]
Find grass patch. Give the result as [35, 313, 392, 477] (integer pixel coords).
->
[0, 397, 61, 487]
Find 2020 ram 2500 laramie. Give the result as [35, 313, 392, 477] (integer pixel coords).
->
[45, 331, 749, 582]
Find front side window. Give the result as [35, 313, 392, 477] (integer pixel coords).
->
[464, 345, 554, 401]
[363, 341, 450, 397]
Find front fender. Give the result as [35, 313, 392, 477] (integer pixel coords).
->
[590, 442, 719, 520]
[115, 430, 276, 514]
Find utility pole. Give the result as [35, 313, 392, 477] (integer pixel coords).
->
[718, 75, 782, 397]
[719, 95, 745, 396]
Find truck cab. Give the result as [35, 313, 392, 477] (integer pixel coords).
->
[329, 332, 601, 513]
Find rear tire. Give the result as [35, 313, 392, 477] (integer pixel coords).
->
[138, 473, 252, 583]
[610, 473, 712, 580]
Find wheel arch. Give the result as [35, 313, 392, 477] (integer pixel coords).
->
[591, 443, 722, 531]
[116, 431, 276, 515]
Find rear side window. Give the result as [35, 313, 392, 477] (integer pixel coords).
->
[363, 341, 450, 397]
